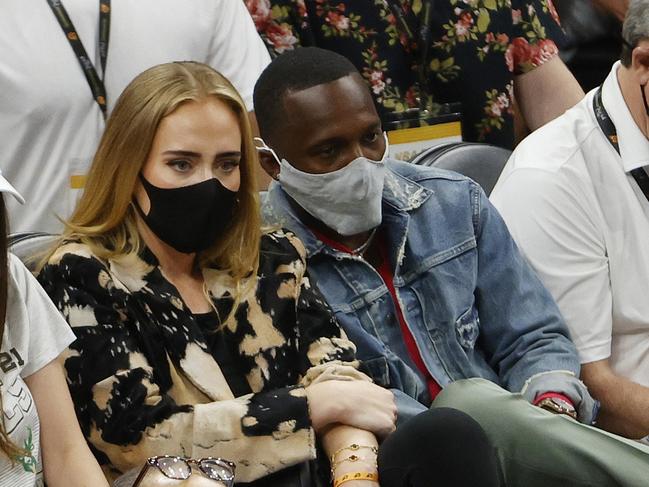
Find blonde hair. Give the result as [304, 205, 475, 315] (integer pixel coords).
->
[44, 62, 261, 315]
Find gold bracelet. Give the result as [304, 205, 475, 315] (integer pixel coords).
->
[330, 443, 379, 464]
[333, 471, 379, 487]
[330, 454, 377, 478]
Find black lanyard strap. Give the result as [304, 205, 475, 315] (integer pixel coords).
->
[46, 0, 111, 119]
[593, 86, 649, 201]
[386, 0, 435, 112]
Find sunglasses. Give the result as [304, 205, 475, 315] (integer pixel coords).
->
[133, 456, 236, 486]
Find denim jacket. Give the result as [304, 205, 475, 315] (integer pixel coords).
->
[264, 160, 597, 424]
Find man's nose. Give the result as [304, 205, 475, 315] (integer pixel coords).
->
[351, 143, 365, 159]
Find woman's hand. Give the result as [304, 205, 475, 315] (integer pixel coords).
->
[305, 380, 396, 438]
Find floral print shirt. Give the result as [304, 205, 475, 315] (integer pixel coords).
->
[247, 0, 564, 149]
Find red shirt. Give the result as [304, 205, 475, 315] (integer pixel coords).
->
[312, 228, 443, 401]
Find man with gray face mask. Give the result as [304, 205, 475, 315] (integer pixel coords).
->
[256, 47, 649, 485]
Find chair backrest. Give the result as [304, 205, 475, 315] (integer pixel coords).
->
[8, 232, 57, 271]
[409, 142, 511, 196]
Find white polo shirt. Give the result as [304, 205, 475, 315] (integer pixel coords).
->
[491, 62, 649, 387]
[0, 0, 270, 234]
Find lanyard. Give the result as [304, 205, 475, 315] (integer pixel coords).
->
[386, 0, 435, 112]
[593, 86, 649, 202]
[46, 0, 111, 119]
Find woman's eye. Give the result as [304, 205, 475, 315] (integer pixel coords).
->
[168, 159, 192, 172]
[219, 160, 240, 172]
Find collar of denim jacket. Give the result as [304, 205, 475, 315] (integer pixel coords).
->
[381, 164, 432, 212]
[262, 160, 432, 258]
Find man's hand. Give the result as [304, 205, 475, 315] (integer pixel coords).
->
[593, 0, 629, 21]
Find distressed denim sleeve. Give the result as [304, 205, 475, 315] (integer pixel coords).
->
[392, 389, 428, 427]
[471, 183, 593, 416]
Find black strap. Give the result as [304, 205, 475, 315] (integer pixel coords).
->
[593, 86, 649, 201]
[386, 0, 435, 112]
[46, 0, 111, 119]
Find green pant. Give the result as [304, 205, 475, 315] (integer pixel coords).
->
[433, 378, 649, 487]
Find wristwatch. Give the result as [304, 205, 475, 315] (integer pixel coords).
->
[537, 397, 578, 420]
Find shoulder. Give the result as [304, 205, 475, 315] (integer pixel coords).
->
[512, 100, 596, 172]
[258, 229, 308, 280]
[7, 253, 54, 310]
[260, 228, 307, 261]
[386, 158, 481, 207]
[45, 240, 104, 267]
[5, 255, 75, 369]
[387, 158, 469, 184]
[38, 239, 112, 289]
[7, 253, 33, 294]
[493, 94, 599, 199]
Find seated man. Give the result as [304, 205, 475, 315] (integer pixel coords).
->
[255, 46, 649, 485]
[491, 0, 649, 442]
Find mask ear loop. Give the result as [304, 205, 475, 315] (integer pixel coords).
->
[253, 137, 282, 165]
[380, 132, 390, 162]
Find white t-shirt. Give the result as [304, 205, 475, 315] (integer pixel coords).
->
[0, 0, 270, 234]
[0, 253, 75, 486]
[491, 62, 649, 387]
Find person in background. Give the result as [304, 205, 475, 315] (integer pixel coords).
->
[491, 0, 649, 443]
[0, 0, 270, 235]
[36, 61, 500, 487]
[256, 46, 649, 486]
[554, 0, 624, 90]
[593, 0, 629, 21]
[247, 0, 583, 149]
[0, 173, 108, 486]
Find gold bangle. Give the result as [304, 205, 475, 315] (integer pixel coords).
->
[330, 444, 379, 464]
[330, 454, 377, 478]
[333, 471, 379, 487]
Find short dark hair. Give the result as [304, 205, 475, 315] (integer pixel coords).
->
[253, 47, 359, 140]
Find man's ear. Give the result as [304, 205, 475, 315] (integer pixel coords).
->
[633, 40, 649, 85]
[258, 150, 280, 181]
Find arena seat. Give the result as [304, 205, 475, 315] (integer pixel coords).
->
[9, 232, 56, 271]
[410, 142, 511, 197]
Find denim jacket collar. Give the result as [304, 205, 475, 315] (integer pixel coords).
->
[263, 161, 433, 259]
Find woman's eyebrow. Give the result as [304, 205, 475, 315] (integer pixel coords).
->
[216, 151, 242, 158]
[162, 149, 201, 157]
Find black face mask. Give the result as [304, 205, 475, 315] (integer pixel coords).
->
[134, 175, 237, 254]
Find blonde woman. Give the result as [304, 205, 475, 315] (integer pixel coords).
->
[0, 176, 107, 486]
[36, 62, 398, 486]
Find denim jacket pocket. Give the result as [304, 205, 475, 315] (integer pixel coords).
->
[455, 307, 480, 350]
[359, 355, 391, 388]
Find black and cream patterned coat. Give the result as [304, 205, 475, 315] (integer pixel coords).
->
[37, 230, 370, 483]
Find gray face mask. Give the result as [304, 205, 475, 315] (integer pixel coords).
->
[257, 136, 389, 236]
